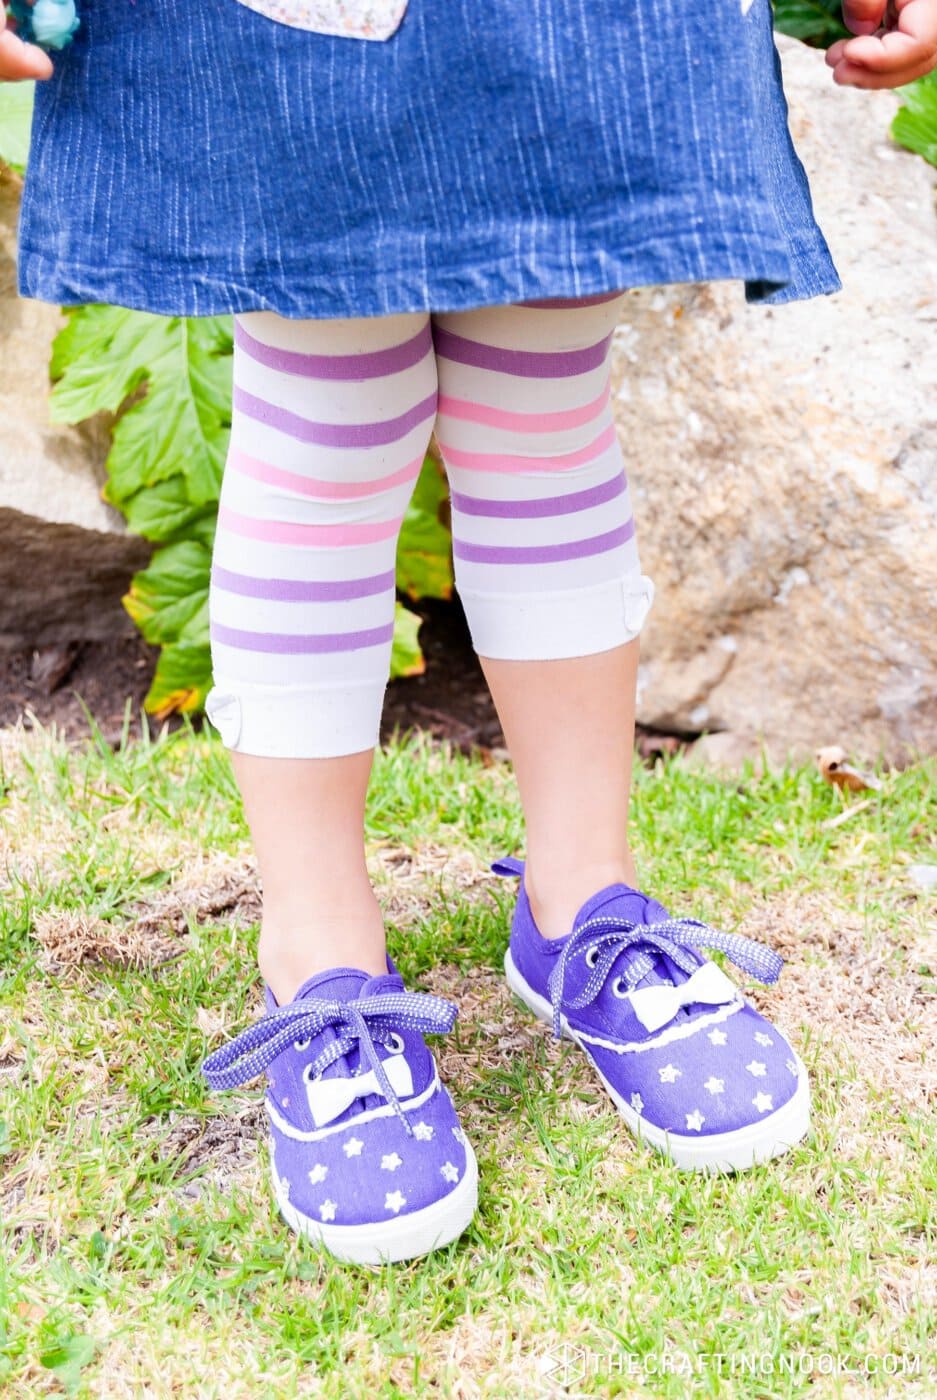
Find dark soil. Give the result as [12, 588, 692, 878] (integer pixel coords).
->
[0, 597, 674, 758]
[0, 599, 506, 751]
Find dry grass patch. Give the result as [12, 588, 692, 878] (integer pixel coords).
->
[369, 842, 491, 927]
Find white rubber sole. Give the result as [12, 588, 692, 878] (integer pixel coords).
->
[505, 949, 810, 1173]
[271, 1141, 478, 1265]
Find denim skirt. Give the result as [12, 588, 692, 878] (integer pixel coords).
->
[17, 0, 840, 318]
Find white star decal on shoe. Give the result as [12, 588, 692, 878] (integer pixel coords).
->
[786, 1059, 799, 1077]
[440, 1161, 460, 1183]
[746, 1060, 767, 1077]
[319, 1199, 336, 1222]
[752, 1092, 774, 1113]
[307, 1163, 328, 1185]
[754, 1032, 773, 1046]
[630, 1092, 644, 1114]
[342, 1137, 364, 1158]
[384, 1190, 406, 1214]
[708, 1028, 728, 1046]
[381, 1152, 403, 1172]
[280, 1178, 290, 1200]
[451, 1126, 465, 1144]
[413, 1121, 434, 1141]
[685, 1109, 705, 1131]
[704, 1076, 725, 1095]
[658, 1063, 681, 1083]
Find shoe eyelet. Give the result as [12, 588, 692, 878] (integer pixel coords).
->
[611, 977, 629, 999]
[293, 1037, 311, 1052]
[386, 1032, 405, 1055]
[301, 1063, 315, 1083]
[585, 946, 600, 969]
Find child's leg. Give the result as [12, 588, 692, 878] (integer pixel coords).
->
[206, 311, 437, 1002]
[433, 298, 653, 936]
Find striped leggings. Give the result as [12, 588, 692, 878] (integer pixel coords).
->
[205, 297, 654, 758]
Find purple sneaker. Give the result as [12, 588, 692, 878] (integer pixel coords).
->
[496, 858, 810, 1172]
[202, 965, 478, 1264]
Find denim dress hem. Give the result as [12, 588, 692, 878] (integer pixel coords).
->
[17, 0, 841, 318]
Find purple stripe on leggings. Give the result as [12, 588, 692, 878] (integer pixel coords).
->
[234, 386, 438, 447]
[453, 519, 635, 566]
[432, 326, 613, 379]
[211, 566, 395, 602]
[517, 292, 625, 309]
[210, 621, 395, 654]
[450, 471, 626, 520]
[235, 319, 433, 380]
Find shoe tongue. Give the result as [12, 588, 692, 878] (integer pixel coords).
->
[289, 966, 407, 1109]
[573, 883, 676, 989]
[293, 967, 371, 1004]
[573, 883, 670, 929]
[292, 966, 405, 1004]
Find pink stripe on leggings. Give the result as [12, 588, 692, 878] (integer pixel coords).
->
[229, 447, 424, 500]
[437, 378, 610, 433]
[436, 421, 617, 474]
[218, 505, 402, 548]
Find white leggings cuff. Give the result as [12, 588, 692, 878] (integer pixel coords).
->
[460, 573, 655, 661]
[205, 680, 385, 758]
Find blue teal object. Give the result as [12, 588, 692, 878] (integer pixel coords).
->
[17, 0, 840, 317]
[8, 0, 79, 51]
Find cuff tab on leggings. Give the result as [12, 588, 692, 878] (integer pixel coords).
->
[205, 689, 243, 749]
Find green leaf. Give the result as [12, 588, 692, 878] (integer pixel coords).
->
[50, 306, 160, 418]
[390, 603, 425, 679]
[118, 481, 215, 545]
[38, 1332, 97, 1395]
[892, 72, 937, 170]
[772, 0, 847, 45]
[51, 310, 233, 515]
[0, 81, 34, 173]
[124, 539, 211, 646]
[396, 455, 453, 602]
[144, 640, 213, 718]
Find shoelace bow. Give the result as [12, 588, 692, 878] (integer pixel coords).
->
[201, 991, 457, 1135]
[547, 914, 784, 1039]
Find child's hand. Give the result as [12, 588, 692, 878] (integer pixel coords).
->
[826, 0, 937, 87]
[0, 8, 54, 80]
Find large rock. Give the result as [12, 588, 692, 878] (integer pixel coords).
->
[617, 37, 937, 765]
[0, 166, 150, 651]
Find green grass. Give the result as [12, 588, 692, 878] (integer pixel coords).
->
[1, 722, 935, 1398]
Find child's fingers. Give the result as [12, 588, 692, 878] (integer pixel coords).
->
[840, 30, 936, 71]
[840, 0, 888, 35]
[0, 25, 54, 80]
[825, 0, 937, 85]
[830, 53, 937, 83]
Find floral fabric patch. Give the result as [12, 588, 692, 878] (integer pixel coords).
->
[232, 0, 408, 39]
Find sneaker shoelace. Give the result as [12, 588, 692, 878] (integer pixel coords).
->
[201, 991, 457, 1136]
[547, 915, 784, 1040]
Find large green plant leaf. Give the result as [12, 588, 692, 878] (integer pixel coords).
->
[892, 71, 937, 169]
[146, 640, 214, 719]
[0, 81, 34, 172]
[124, 539, 211, 645]
[396, 454, 453, 602]
[50, 308, 233, 511]
[390, 603, 425, 679]
[772, 0, 847, 45]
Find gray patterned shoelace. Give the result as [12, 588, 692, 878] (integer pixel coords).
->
[547, 916, 784, 1040]
[201, 991, 457, 1135]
